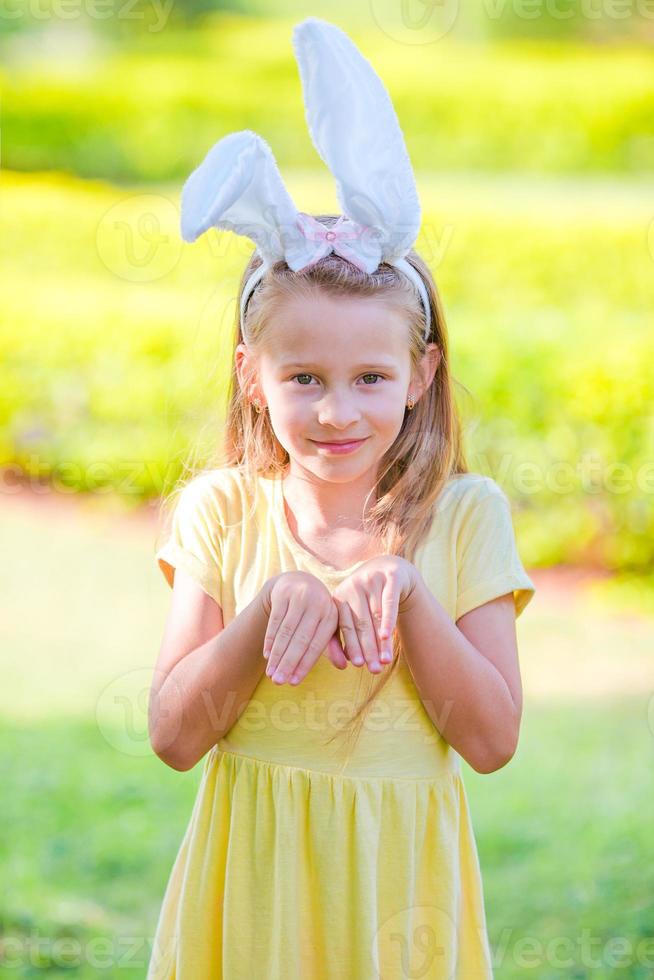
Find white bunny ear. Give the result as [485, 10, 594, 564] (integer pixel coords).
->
[180, 130, 301, 266]
[291, 18, 422, 266]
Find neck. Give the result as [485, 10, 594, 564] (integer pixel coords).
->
[282, 464, 378, 535]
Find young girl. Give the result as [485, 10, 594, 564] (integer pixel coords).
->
[147, 18, 536, 980]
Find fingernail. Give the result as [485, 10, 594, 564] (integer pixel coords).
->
[369, 661, 381, 672]
[380, 651, 391, 663]
[353, 656, 364, 666]
[272, 671, 285, 684]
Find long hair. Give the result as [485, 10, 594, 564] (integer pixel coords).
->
[158, 213, 472, 749]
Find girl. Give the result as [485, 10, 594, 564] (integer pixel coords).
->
[147, 18, 536, 980]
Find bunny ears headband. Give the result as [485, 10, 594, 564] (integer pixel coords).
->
[180, 17, 432, 342]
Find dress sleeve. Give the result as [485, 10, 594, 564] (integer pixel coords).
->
[455, 478, 535, 622]
[155, 475, 224, 607]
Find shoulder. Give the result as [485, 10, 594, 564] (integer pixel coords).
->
[437, 472, 510, 523]
[415, 473, 509, 561]
[448, 474, 521, 566]
[172, 465, 248, 522]
[429, 473, 517, 559]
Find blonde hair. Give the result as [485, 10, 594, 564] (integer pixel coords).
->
[159, 213, 471, 750]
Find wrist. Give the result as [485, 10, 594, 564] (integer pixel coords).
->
[398, 562, 424, 615]
[260, 575, 279, 618]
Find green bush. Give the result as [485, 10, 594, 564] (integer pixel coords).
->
[2, 169, 652, 573]
[2, 18, 653, 181]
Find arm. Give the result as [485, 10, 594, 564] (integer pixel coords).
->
[149, 567, 276, 772]
[397, 571, 523, 774]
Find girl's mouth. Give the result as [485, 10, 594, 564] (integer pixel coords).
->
[310, 438, 369, 454]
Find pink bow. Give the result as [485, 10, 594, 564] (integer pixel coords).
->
[294, 212, 370, 272]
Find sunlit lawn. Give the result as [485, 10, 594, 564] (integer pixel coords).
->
[2, 492, 653, 978]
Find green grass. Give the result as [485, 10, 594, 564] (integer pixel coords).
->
[1, 487, 653, 978]
[1, 701, 652, 978]
[0, 720, 199, 977]
[471, 700, 654, 979]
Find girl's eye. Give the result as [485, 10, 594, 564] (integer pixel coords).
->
[290, 373, 384, 386]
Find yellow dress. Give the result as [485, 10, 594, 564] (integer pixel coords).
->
[148, 466, 536, 979]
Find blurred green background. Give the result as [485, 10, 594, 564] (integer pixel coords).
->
[2, 2, 653, 977]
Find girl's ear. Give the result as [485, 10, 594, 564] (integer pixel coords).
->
[236, 342, 264, 405]
[235, 342, 254, 397]
[413, 344, 441, 401]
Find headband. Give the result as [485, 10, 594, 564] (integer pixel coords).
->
[179, 17, 432, 342]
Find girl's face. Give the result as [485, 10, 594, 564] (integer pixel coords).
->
[238, 291, 439, 485]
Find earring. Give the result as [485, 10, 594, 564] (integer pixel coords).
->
[253, 399, 263, 414]
[406, 393, 415, 411]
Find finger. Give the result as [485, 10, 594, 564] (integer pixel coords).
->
[268, 598, 325, 683]
[321, 600, 347, 670]
[273, 610, 327, 685]
[330, 598, 354, 665]
[347, 591, 382, 674]
[327, 633, 348, 670]
[265, 595, 306, 678]
[288, 610, 345, 684]
[377, 573, 400, 662]
[263, 592, 290, 664]
[367, 586, 386, 661]
[337, 599, 366, 668]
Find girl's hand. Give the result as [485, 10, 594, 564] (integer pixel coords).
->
[261, 571, 348, 685]
[331, 556, 418, 674]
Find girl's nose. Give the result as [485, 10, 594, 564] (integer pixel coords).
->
[317, 392, 361, 427]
